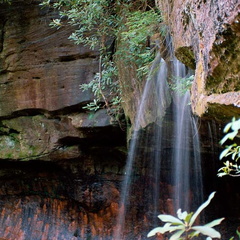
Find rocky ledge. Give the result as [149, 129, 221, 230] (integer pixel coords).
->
[157, 0, 240, 118]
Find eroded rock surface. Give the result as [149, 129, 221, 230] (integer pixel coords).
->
[0, 0, 126, 158]
[0, 161, 123, 239]
[0, 1, 127, 239]
[157, 0, 240, 117]
[0, 0, 239, 239]
[0, 1, 98, 116]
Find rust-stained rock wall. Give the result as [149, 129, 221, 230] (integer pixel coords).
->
[0, 160, 123, 239]
[0, 1, 127, 239]
[157, 0, 240, 118]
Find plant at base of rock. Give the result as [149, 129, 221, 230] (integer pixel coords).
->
[147, 191, 224, 240]
[170, 75, 194, 96]
[218, 117, 240, 177]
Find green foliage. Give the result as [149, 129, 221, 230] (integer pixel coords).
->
[48, 0, 117, 49]
[117, 9, 162, 77]
[218, 118, 240, 177]
[148, 192, 224, 240]
[229, 229, 240, 240]
[170, 75, 194, 96]
[40, 0, 162, 117]
[237, 228, 240, 239]
[80, 55, 123, 121]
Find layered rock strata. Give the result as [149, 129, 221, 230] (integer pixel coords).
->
[0, 1, 127, 239]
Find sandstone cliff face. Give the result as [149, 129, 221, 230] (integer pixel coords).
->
[0, 1, 126, 239]
[0, 1, 125, 159]
[157, 0, 240, 118]
[0, 1, 98, 116]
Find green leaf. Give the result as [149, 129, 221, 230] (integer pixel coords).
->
[192, 226, 221, 238]
[185, 212, 194, 223]
[220, 134, 230, 145]
[219, 148, 231, 160]
[220, 131, 238, 145]
[189, 192, 216, 226]
[204, 218, 225, 228]
[147, 227, 165, 237]
[177, 209, 188, 220]
[147, 222, 185, 237]
[147, 223, 173, 237]
[188, 231, 199, 238]
[232, 151, 237, 160]
[223, 121, 233, 133]
[217, 172, 227, 177]
[169, 230, 185, 240]
[237, 228, 240, 238]
[231, 119, 240, 131]
[158, 214, 183, 225]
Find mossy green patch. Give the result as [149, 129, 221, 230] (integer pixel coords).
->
[175, 46, 196, 70]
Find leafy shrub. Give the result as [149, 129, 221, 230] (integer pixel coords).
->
[40, 0, 162, 115]
[218, 118, 240, 177]
[170, 75, 194, 96]
[117, 9, 162, 77]
[147, 192, 224, 240]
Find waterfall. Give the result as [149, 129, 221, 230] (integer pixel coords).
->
[171, 59, 203, 212]
[114, 53, 203, 239]
[113, 53, 171, 239]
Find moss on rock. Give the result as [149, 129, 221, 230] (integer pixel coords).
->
[175, 46, 196, 70]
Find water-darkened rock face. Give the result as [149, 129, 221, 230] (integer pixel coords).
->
[0, 160, 124, 240]
[0, 0, 127, 158]
[0, 1, 127, 239]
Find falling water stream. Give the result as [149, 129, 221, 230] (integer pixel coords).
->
[114, 52, 203, 239]
[171, 59, 203, 212]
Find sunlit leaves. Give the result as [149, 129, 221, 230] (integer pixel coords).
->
[42, 0, 116, 49]
[218, 118, 240, 177]
[177, 209, 188, 220]
[80, 57, 120, 112]
[158, 214, 183, 225]
[169, 229, 185, 240]
[147, 192, 224, 239]
[191, 226, 221, 238]
[189, 192, 216, 226]
[237, 228, 240, 239]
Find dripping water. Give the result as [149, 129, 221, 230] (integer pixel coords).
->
[113, 53, 171, 239]
[171, 59, 203, 212]
[114, 52, 203, 239]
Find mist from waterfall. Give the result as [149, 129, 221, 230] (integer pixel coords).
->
[114, 52, 203, 239]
